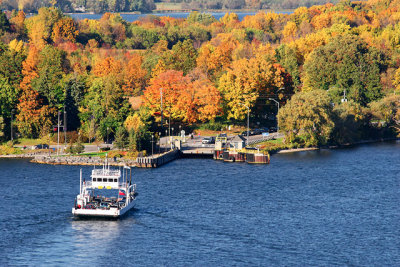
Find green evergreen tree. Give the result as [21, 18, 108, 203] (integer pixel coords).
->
[114, 126, 128, 150]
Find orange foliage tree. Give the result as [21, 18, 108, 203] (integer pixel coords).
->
[93, 56, 122, 78]
[51, 17, 79, 43]
[143, 70, 221, 123]
[16, 45, 54, 137]
[123, 53, 147, 96]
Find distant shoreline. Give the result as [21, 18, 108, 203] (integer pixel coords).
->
[0, 138, 398, 164]
[62, 9, 293, 16]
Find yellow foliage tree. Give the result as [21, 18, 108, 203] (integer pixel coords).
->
[124, 113, 145, 132]
[282, 21, 298, 42]
[218, 56, 287, 120]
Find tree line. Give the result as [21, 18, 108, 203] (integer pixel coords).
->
[0, 0, 399, 153]
[0, 0, 338, 13]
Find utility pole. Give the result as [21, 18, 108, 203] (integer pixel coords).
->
[341, 89, 348, 103]
[64, 109, 67, 147]
[158, 132, 161, 154]
[160, 88, 163, 134]
[269, 98, 280, 132]
[151, 134, 154, 158]
[107, 127, 109, 147]
[57, 111, 61, 156]
[238, 103, 250, 147]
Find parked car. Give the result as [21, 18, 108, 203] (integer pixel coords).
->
[31, 144, 49, 150]
[202, 137, 215, 144]
[269, 127, 277, 133]
[252, 129, 262, 135]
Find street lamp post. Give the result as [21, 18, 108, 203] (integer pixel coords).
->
[57, 110, 61, 156]
[268, 98, 280, 132]
[107, 127, 109, 147]
[64, 109, 67, 147]
[158, 132, 161, 154]
[160, 88, 163, 132]
[151, 134, 154, 157]
[238, 103, 250, 147]
[165, 129, 167, 152]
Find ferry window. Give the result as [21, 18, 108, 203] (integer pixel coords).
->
[108, 178, 113, 182]
[93, 178, 96, 182]
[114, 179, 117, 182]
[103, 178, 107, 182]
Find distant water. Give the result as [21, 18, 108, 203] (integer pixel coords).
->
[68, 11, 292, 22]
[0, 141, 399, 266]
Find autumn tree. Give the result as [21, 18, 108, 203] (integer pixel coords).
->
[277, 89, 335, 147]
[143, 70, 188, 122]
[303, 34, 386, 106]
[31, 45, 68, 109]
[92, 56, 122, 78]
[162, 39, 198, 75]
[331, 101, 369, 145]
[16, 45, 54, 138]
[9, 10, 26, 38]
[178, 72, 222, 123]
[218, 55, 291, 120]
[25, 7, 63, 49]
[51, 16, 79, 43]
[80, 56, 130, 141]
[143, 70, 221, 123]
[0, 42, 25, 126]
[0, 116, 4, 141]
[275, 44, 301, 89]
[114, 125, 128, 149]
[123, 53, 147, 96]
[368, 94, 400, 125]
[197, 34, 238, 80]
[124, 113, 145, 133]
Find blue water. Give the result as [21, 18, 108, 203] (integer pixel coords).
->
[0, 141, 399, 266]
[68, 11, 292, 22]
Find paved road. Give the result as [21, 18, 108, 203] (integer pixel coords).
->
[181, 132, 283, 148]
[22, 133, 282, 155]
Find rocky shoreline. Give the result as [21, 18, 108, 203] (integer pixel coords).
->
[31, 155, 136, 166]
[1, 138, 397, 166]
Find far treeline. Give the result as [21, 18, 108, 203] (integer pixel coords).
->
[0, 0, 338, 13]
[0, 0, 400, 155]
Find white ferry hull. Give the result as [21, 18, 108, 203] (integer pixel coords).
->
[72, 200, 135, 218]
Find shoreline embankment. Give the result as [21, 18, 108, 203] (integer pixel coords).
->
[1, 138, 398, 167]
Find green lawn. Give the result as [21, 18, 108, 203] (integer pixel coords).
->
[13, 138, 48, 146]
[251, 137, 287, 152]
[77, 151, 108, 157]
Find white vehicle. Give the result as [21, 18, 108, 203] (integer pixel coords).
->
[72, 162, 137, 218]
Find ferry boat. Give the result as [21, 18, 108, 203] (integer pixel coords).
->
[72, 163, 137, 218]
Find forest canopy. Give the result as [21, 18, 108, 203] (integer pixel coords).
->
[0, 0, 399, 150]
[0, 0, 339, 13]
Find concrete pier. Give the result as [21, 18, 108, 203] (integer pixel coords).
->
[136, 149, 180, 168]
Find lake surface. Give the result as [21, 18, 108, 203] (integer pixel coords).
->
[0, 141, 399, 266]
[68, 11, 292, 22]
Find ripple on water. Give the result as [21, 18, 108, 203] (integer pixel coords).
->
[0, 142, 399, 266]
